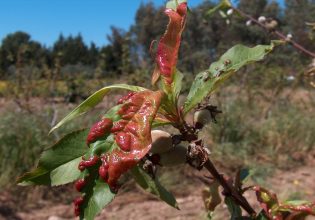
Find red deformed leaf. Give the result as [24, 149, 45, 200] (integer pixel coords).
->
[105, 90, 162, 187]
[253, 186, 315, 219]
[253, 186, 281, 219]
[81, 90, 163, 191]
[152, 2, 187, 86]
[74, 90, 162, 217]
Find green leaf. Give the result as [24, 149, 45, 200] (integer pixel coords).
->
[255, 211, 269, 220]
[159, 69, 183, 118]
[166, 0, 187, 10]
[239, 169, 250, 182]
[50, 157, 82, 186]
[131, 165, 179, 209]
[224, 197, 242, 220]
[206, 0, 232, 16]
[50, 84, 146, 133]
[81, 179, 116, 220]
[283, 200, 310, 206]
[17, 129, 89, 186]
[183, 41, 282, 115]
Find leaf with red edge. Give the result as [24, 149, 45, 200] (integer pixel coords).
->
[280, 200, 315, 217]
[253, 186, 280, 219]
[104, 90, 163, 188]
[152, 2, 187, 86]
[73, 90, 163, 219]
[253, 186, 315, 219]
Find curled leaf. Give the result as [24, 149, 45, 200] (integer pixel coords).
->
[202, 181, 222, 212]
[105, 90, 163, 187]
[253, 186, 315, 219]
[74, 90, 162, 218]
[152, 2, 187, 86]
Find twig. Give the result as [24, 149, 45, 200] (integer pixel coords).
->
[232, 6, 315, 58]
[203, 158, 256, 216]
[179, 119, 256, 216]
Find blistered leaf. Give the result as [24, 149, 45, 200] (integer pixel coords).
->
[253, 186, 315, 219]
[50, 84, 146, 133]
[280, 200, 315, 216]
[253, 186, 279, 217]
[131, 165, 179, 209]
[152, 2, 187, 86]
[103, 90, 163, 187]
[70, 90, 163, 218]
[183, 41, 282, 115]
[17, 129, 89, 186]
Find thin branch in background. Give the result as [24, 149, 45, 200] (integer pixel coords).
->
[232, 6, 315, 59]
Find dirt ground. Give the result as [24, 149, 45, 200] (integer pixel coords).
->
[5, 164, 314, 220]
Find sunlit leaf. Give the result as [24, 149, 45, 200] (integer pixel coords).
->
[152, 2, 187, 87]
[131, 165, 179, 209]
[17, 129, 89, 186]
[166, 0, 187, 11]
[50, 84, 146, 133]
[183, 41, 282, 115]
[159, 69, 183, 123]
[206, 0, 232, 16]
[72, 90, 163, 219]
[80, 178, 116, 220]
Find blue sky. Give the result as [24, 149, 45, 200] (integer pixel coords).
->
[0, 0, 284, 47]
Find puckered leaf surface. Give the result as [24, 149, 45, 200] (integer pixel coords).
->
[152, 2, 187, 86]
[75, 90, 163, 219]
[253, 186, 315, 219]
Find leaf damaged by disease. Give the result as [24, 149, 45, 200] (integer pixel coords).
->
[152, 2, 187, 86]
[73, 90, 163, 219]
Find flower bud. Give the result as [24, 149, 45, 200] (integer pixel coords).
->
[150, 130, 173, 154]
[265, 19, 278, 30]
[286, 33, 293, 40]
[159, 145, 187, 167]
[194, 109, 212, 128]
[246, 20, 252, 26]
[258, 16, 266, 23]
[227, 9, 233, 16]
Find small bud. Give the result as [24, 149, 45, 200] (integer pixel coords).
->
[159, 145, 187, 167]
[246, 20, 252, 26]
[286, 75, 295, 81]
[265, 19, 278, 30]
[194, 109, 212, 129]
[258, 16, 266, 23]
[286, 33, 293, 40]
[227, 9, 233, 16]
[150, 130, 173, 154]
